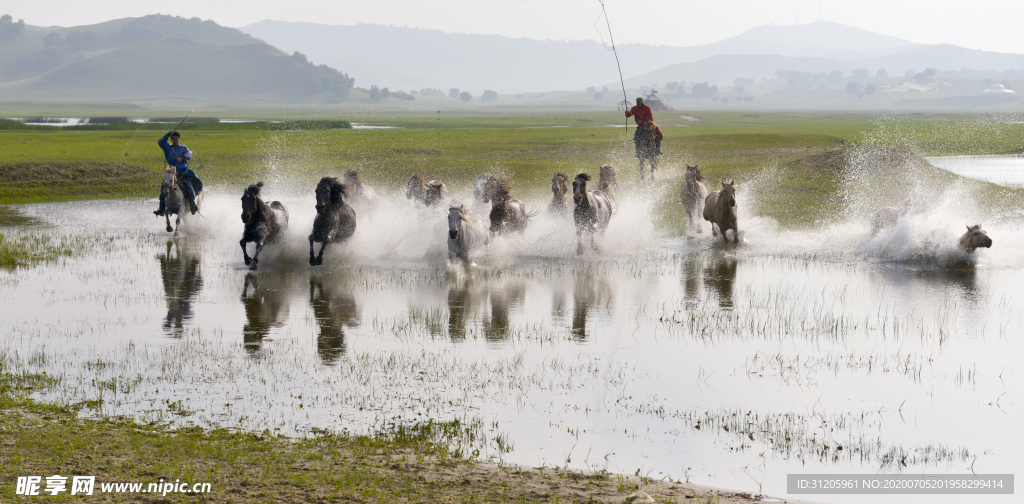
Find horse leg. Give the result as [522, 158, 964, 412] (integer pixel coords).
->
[240, 237, 251, 266]
[649, 158, 657, 181]
[173, 215, 180, 237]
[732, 226, 739, 244]
[249, 241, 264, 270]
[638, 160, 646, 181]
[576, 227, 585, 255]
[165, 213, 173, 233]
[591, 226, 601, 252]
[309, 235, 317, 266]
[315, 239, 328, 266]
[711, 222, 719, 237]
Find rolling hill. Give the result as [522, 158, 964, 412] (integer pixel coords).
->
[0, 14, 355, 105]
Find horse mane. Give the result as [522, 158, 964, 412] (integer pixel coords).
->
[687, 165, 704, 182]
[575, 173, 591, 182]
[449, 200, 465, 212]
[554, 173, 568, 182]
[246, 182, 264, 195]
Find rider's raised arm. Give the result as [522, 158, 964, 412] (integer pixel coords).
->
[158, 131, 172, 150]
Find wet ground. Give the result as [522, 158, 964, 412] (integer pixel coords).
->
[1, 176, 1021, 503]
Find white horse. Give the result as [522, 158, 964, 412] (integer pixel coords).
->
[159, 167, 203, 236]
[447, 201, 489, 266]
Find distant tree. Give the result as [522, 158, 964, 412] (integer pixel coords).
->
[410, 90, 418, 95]
[481, 90, 497, 101]
[0, 14, 26, 40]
[586, 86, 596, 93]
[665, 81, 678, 92]
[291, 51, 308, 64]
[846, 82, 860, 94]
[593, 92, 602, 101]
[827, 70, 844, 83]
[876, 69, 889, 79]
[1001, 80, 1013, 90]
[983, 78, 994, 86]
[369, 85, 382, 101]
[852, 69, 870, 80]
[43, 32, 62, 48]
[393, 90, 415, 101]
[864, 83, 877, 95]
[923, 68, 937, 78]
[449, 88, 460, 98]
[381, 87, 392, 99]
[905, 69, 916, 78]
[602, 85, 609, 93]
[459, 91, 472, 101]
[690, 82, 718, 97]
[420, 88, 445, 97]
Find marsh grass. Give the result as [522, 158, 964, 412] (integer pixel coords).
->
[0, 231, 74, 270]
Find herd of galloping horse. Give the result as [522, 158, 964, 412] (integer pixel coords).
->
[164, 162, 993, 271]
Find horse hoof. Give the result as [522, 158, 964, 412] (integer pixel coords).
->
[315, 257, 323, 266]
[248, 263, 258, 271]
[576, 245, 585, 255]
[166, 225, 173, 233]
[244, 257, 251, 266]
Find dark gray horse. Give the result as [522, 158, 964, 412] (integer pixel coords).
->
[239, 182, 288, 271]
[572, 173, 613, 255]
[159, 166, 202, 236]
[309, 177, 357, 266]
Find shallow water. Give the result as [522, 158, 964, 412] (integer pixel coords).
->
[1, 183, 1021, 503]
[927, 155, 1024, 187]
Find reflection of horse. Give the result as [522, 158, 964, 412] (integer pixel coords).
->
[447, 202, 489, 266]
[309, 177, 356, 266]
[680, 165, 707, 233]
[599, 164, 618, 200]
[406, 174, 450, 207]
[239, 182, 288, 271]
[549, 173, 571, 216]
[572, 173, 613, 255]
[958, 225, 993, 253]
[484, 283, 526, 342]
[159, 167, 203, 236]
[240, 273, 290, 357]
[571, 273, 613, 341]
[157, 240, 202, 333]
[343, 170, 378, 213]
[703, 180, 739, 243]
[704, 256, 738, 308]
[484, 175, 533, 235]
[447, 280, 486, 341]
[634, 125, 658, 180]
[309, 277, 359, 365]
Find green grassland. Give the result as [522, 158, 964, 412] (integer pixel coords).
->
[1, 111, 1023, 231]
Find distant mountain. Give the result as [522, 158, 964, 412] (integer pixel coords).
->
[0, 14, 354, 104]
[240, 20, 929, 94]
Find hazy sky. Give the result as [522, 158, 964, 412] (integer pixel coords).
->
[9, 0, 1024, 54]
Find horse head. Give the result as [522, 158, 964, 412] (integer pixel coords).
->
[720, 180, 736, 208]
[241, 182, 264, 224]
[407, 174, 425, 200]
[448, 202, 465, 240]
[343, 170, 363, 191]
[161, 167, 178, 196]
[598, 164, 617, 193]
[552, 173, 568, 197]
[425, 181, 447, 205]
[960, 224, 993, 252]
[315, 177, 345, 214]
[484, 175, 511, 204]
[687, 165, 704, 182]
[572, 173, 591, 205]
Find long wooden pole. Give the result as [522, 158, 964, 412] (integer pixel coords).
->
[598, 0, 629, 133]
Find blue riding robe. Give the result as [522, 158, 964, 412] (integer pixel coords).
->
[158, 132, 203, 192]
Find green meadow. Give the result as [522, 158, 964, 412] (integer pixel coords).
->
[2, 111, 1022, 231]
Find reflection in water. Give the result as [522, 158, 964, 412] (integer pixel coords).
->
[681, 256, 702, 307]
[571, 273, 613, 341]
[240, 273, 290, 357]
[484, 282, 526, 342]
[703, 256, 737, 308]
[309, 276, 360, 365]
[157, 239, 203, 335]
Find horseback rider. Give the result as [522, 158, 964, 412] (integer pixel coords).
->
[154, 130, 202, 215]
[625, 97, 659, 179]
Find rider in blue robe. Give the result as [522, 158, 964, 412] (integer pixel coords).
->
[154, 131, 202, 215]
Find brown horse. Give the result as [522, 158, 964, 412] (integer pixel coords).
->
[680, 165, 708, 233]
[406, 174, 450, 207]
[599, 164, 618, 199]
[703, 180, 738, 243]
[309, 177, 357, 266]
[484, 175, 533, 235]
[240, 182, 289, 270]
[549, 173, 571, 215]
[572, 173, 613, 255]
[343, 170, 378, 212]
[959, 225, 993, 253]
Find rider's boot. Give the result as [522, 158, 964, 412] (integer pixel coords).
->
[154, 193, 166, 216]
